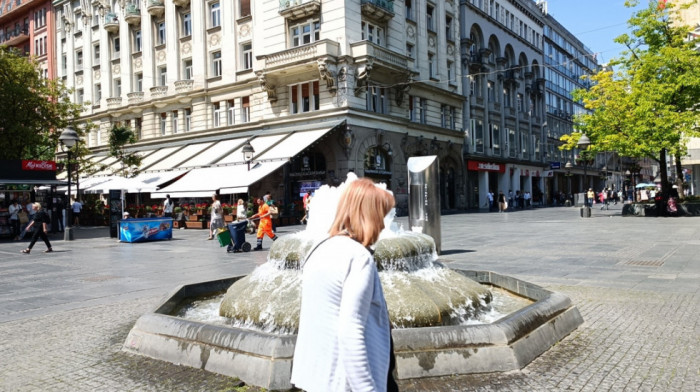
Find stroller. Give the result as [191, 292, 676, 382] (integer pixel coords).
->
[216, 220, 252, 253]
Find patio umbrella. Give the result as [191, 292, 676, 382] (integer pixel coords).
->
[635, 183, 656, 188]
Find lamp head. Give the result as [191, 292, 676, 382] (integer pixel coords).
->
[577, 133, 591, 148]
[242, 141, 255, 162]
[59, 127, 79, 149]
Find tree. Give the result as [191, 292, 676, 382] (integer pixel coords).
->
[0, 46, 84, 160]
[108, 125, 142, 177]
[562, 0, 700, 197]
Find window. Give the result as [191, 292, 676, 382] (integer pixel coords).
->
[405, 0, 413, 21]
[472, 119, 484, 153]
[426, 4, 435, 31]
[212, 102, 221, 127]
[521, 130, 528, 158]
[134, 72, 143, 92]
[517, 93, 524, 112]
[183, 59, 193, 80]
[94, 83, 101, 102]
[508, 128, 516, 157]
[227, 100, 236, 125]
[77, 88, 84, 104]
[290, 81, 319, 114]
[487, 81, 494, 102]
[133, 29, 141, 52]
[503, 87, 511, 107]
[158, 66, 167, 86]
[76, 50, 83, 70]
[361, 21, 384, 46]
[239, 0, 251, 17]
[428, 53, 435, 78]
[242, 42, 252, 70]
[419, 98, 427, 124]
[446, 15, 453, 40]
[172, 111, 179, 133]
[409, 95, 416, 122]
[211, 51, 222, 77]
[290, 20, 320, 47]
[441, 105, 455, 129]
[366, 86, 386, 114]
[160, 113, 167, 135]
[185, 109, 191, 132]
[61, 54, 67, 76]
[182, 12, 191, 37]
[242, 96, 250, 122]
[114, 78, 121, 97]
[406, 43, 414, 59]
[135, 117, 142, 139]
[93, 43, 100, 62]
[157, 21, 166, 45]
[112, 36, 120, 58]
[491, 124, 500, 155]
[210, 2, 220, 27]
[447, 60, 454, 84]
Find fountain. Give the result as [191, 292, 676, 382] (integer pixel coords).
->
[123, 174, 583, 390]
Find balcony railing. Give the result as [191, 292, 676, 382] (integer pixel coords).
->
[127, 92, 144, 104]
[278, 0, 321, 20]
[174, 79, 194, 93]
[360, 0, 394, 22]
[104, 12, 119, 33]
[350, 41, 408, 70]
[124, 4, 141, 25]
[173, 0, 190, 6]
[150, 85, 168, 97]
[107, 97, 122, 109]
[260, 39, 339, 70]
[0, 25, 29, 45]
[147, 0, 165, 17]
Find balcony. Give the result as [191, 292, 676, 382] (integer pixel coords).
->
[279, 0, 320, 21]
[350, 41, 410, 73]
[360, 0, 394, 23]
[173, 0, 189, 6]
[258, 39, 339, 73]
[175, 79, 194, 94]
[147, 0, 165, 17]
[107, 97, 122, 109]
[127, 92, 144, 105]
[150, 85, 168, 98]
[104, 12, 119, 33]
[124, 4, 141, 25]
[1, 25, 29, 46]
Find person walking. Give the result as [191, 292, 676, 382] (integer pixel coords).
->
[71, 198, 82, 226]
[236, 199, 247, 221]
[300, 191, 312, 224]
[586, 188, 595, 207]
[291, 178, 397, 392]
[163, 194, 174, 218]
[497, 191, 507, 213]
[249, 197, 278, 250]
[487, 191, 494, 211]
[208, 194, 224, 240]
[20, 203, 53, 254]
[9, 199, 22, 240]
[55, 197, 64, 232]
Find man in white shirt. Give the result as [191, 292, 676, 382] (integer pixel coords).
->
[163, 195, 174, 218]
[72, 199, 82, 226]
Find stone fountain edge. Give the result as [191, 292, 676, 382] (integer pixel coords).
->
[122, 270, 583, 390]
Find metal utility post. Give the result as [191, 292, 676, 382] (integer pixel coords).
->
[59, 127, 80, 241]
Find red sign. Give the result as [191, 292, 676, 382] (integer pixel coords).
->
[22, 160, 56, 171]
[467, 161, 505, 173]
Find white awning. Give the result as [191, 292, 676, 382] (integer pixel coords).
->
[151, 161, 287, 198]
[147, 143, 214, 171]
[85, 170, 188, 194]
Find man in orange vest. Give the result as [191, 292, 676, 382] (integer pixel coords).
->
[250, 197, 278, 251]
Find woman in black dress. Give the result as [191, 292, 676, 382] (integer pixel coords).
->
[20, 202, 53, 254]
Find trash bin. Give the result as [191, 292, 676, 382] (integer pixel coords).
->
[580, 206, 591, 218]
[216, 227, 232, 247]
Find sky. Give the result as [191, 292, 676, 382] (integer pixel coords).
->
[544, 0, 649, 65]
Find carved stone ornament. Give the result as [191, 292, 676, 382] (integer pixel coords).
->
[239, 24, 250, 38]
[76, 76, 83, 86]
[429, 36, 435, 47]
[94, 70, 101, 80]
[317, 59, 336, 94]
[182, 42, 191, 55]
[394, 74, 412, 107]
[209, 33, 220, 47]
[354, 60, 373, 96]
[112, 64, 120, 74]
[134, 57, 142, 70]
[407, 26, 415, 38]
[157, 50, 166, 62]
[447, 44, 454, 56]
[256, 72, 277, 103]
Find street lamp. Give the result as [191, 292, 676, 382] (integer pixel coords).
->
[577, 134, 592, 216]
[59, 127, 80, 241]
[242, 141, 255, 171]
[565, 161, 573, 204]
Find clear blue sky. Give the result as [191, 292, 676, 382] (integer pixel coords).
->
[545, 0, 648, 65]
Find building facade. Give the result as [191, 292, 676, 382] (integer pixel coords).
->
[460, 0, 550, 209]
[54, 0, 468, 213]
[1, 0, 55, 79]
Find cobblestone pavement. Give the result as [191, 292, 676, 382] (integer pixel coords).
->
[0, 204, 698, 391]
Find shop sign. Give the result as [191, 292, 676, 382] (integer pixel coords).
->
[543, 170, 554, 177]
[0, 184, 32, 191]
[22, 160, 56, 171]
[365, 169, 392, 176]
[549, 161, 561, 170]
[468, 161, 505, 173]
[290, 170, 326, 177]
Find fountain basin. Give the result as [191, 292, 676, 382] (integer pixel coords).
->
[123, 270, 583, 390]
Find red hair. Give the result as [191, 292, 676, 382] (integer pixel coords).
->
[328, 178, 395, 247]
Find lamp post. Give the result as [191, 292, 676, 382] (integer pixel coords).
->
[577, 134, 592, 216]
[565, 161, 573, 205]
[59, 127, 80, 241]
[242, 141, 255, 171]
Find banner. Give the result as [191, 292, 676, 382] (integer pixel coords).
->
[119, 217, 173, 243]
[22, 160, 56, 171]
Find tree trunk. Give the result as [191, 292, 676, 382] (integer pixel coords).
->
[659, 148, 671, 196]
[675, 154, 685, 200]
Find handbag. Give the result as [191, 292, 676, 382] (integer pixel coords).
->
[18, 210, 29, 224]
[269, 205, 279, 218]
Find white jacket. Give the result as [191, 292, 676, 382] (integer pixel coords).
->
[291, 236, 391, 392]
